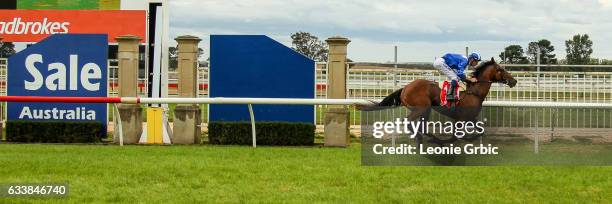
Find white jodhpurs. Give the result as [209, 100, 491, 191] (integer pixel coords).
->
[433, 58, 459, 81]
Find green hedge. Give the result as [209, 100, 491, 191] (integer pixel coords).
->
[208, 122, 315, 146]
[6, 121, 105, 143]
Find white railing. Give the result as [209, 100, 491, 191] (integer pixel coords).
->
[2, 59, 611, 130]
[107, 59, 149, 97]
[314, 62, 612, 128]
[107, 62, 209, 97]
[0, 58, 6, 97]
[198, 67, 209, 98]
[340, 67, 612, 103]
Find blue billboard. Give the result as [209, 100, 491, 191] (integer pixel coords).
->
[209, 35, 315, 123]
[7, 34, 108, 131]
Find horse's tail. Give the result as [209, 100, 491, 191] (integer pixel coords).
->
[355, 88, 404, 111]
[378, 88, 403, 107]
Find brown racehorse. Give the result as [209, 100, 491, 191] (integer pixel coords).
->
[372, 58, 517, 145]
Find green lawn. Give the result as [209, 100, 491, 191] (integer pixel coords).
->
[0, 144, 610, 203]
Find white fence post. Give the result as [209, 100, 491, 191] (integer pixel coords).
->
[248, 104, 256, 148]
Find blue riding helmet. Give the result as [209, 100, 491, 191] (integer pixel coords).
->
[468, 52, 481, 62]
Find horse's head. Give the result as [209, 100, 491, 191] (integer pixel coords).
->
[472, 57, 517, 88]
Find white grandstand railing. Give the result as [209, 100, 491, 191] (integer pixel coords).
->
[108, 62, 209, 97]
[108, 59, 149, 97]
[0, 58, 6, 126]
[0, 58, 6, 97]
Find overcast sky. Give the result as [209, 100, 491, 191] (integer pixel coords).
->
[169, 0, 612, 63]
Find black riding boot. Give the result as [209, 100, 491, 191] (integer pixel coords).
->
[446, 84, 457, 102]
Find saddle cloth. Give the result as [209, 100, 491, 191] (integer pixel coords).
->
[440, 81, 461, 108]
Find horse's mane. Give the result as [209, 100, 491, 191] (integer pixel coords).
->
[470, 60, 496, 78]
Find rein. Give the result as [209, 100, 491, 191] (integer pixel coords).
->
[464, 89, 484, 99]
[464, 80, 500, 100]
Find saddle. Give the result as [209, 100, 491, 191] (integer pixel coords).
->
[440, 81, 462, 108]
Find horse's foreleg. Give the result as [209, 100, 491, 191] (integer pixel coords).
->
[406, 107, 431, 146]
[428, 107, 460, 146]
[409, 106, 462, 146]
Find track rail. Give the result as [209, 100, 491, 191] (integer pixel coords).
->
[2, 96, 611, 148]
[2, 96, 612, 108]
[0, 96, 375, 106]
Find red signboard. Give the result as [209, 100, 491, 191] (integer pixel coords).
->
[0, 10, 146, 42]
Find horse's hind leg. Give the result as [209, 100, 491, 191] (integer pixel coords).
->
[427, 107, 459, 146]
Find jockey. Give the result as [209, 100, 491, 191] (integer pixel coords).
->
[433, 52, 481, 102]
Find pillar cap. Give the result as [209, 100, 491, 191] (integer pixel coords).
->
[115, 35, 142, 42]
[175, 35, 202, 42]
[326, 36, 350, 45]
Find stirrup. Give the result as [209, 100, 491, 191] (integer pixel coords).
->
[446, 91, 456, 102]
[446, 96, 457, 102]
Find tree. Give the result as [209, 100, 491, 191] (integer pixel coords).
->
[565, 34, 593, 65]
[168, 46, 178, 69]
[526, 39, 557, 64]
[290, 32, 328, 62]
[198, 48, 204, 60]
[0, 42, 16, 58]
[499, 45, 528, 64]
[168, 46, 204, 70]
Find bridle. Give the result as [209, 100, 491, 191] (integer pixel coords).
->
[496, 66, 514, 86]
[465, 65, 512, 99]
[471, 66, 512, 85]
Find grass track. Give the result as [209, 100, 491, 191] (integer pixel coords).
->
[0, 144, 610, 203]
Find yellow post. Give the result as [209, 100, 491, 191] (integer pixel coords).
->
[146, 108, 163, 144]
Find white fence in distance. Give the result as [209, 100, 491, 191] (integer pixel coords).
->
[316, 62, 612, 129]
